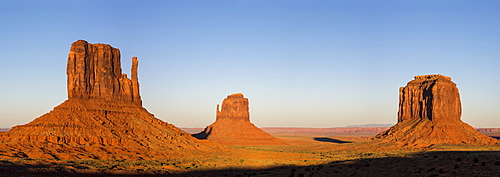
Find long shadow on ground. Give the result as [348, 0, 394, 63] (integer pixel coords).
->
[1, 151, 499, 176]
[491, 136, 500, 140]
[176, 151, 500, 176]
[313, 137, 352, 143]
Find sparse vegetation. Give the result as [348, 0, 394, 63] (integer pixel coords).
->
[1, 132, 499, 176]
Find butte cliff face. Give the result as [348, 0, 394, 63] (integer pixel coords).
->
[216, 93, 250, 121]
[67, 40, 142, 105]
[194, 93, 286, 146]
[374, 74, 498, 146]
[0, 40, 220, 160]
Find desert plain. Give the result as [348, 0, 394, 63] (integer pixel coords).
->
[1, 127, 499, 176]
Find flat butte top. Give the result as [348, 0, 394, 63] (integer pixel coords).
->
[413, 74, 452, 81]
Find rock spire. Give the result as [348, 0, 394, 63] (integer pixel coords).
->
[374, 74, 498, 146]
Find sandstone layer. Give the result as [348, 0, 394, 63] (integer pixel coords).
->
[194, 93, 286, 145]
[374, 74, 498, 146]
[0, 40, 221, 160]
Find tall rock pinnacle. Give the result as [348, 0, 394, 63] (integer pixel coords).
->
[67, 40, 141, 105]
[374, 74, 498, 146]
[131, 57, 141, 105]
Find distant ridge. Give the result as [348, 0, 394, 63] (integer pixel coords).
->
[0, 128, 10, 132]
[346, 124, 394, 127]
[181, 127, 500, 135]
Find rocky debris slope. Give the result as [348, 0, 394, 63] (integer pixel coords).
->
[194, 93, 287, 145]
[0, 40, 221, 160]
[374, 74, 498, 147]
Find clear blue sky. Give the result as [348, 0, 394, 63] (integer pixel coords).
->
[1, 1, 499, 128]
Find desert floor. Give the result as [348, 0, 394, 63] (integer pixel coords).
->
[1, 131, 499, 176]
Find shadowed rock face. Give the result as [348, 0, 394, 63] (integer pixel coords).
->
[194, 93, 286, 146]
[375, 74, 498, 146]
[0, 40, 221, 160]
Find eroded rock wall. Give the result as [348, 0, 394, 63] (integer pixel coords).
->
[216, 93, 249, 121]
[398, 74, 461, 123]
[67, 40, 141, 105]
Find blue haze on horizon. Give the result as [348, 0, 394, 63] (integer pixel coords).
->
[0, 1, 499, 128]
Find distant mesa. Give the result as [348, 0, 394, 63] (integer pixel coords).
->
[193, 93, 287, 145]
[374, 74, 498, 146]
[346, 124, 394, 127]
[0, 40, 221, 160]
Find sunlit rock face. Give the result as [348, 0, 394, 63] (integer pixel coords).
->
[67, 40, 141, 105]
[216, 93, 249, 121]
[397, 74, 460, 123]
[374, 74, 498, 147]
[0, 40, 221, 160]
[194, 93, 287, 146]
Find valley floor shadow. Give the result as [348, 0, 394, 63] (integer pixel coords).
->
[313, 137, 352, 144]
[1, 151, 499, 176]
[176, 151, 500, 176]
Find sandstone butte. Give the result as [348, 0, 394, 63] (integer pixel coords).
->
[374, 74, 499, 147]
[0, 40, 222, 160]
[194, 93, 287, 146]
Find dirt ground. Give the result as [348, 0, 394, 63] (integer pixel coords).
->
[0, 131, 499, 176]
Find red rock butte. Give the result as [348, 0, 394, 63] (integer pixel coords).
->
[0, 40, 221, 160]
[374, 74, 498, 147]
[67, 40, 142, 105]
[194, 93, 287, 146]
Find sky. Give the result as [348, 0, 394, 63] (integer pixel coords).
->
[1, 1, 499, 128]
